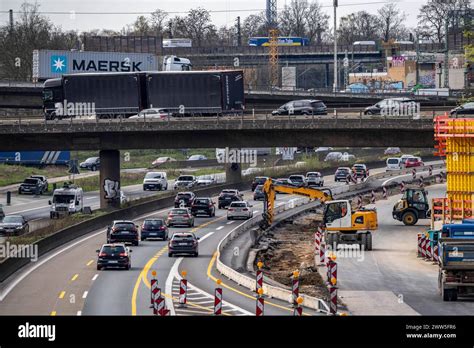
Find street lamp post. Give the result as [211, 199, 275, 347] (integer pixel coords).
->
[333, 0, 338, 93]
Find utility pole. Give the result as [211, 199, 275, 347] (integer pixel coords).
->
[333, 0, 338, 93]
[444, 15, 450, 88]
[236, 16, 242, 47]
[9, 9, 13, 33]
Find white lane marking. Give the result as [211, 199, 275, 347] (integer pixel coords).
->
[85, 197, 96, 200]
[198, 232, 214, 243]
[226, 221, 235, 225]
[0, 206, 172, 301]
[92, 274, 99, 281]
[165, 258, 181, 316]
[82, 291, 88, 299]
[216, 226, 224, 231]
[7, 205, 50, 214]
[253, 210, 259, 214]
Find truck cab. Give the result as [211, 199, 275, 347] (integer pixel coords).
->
[49, 183, 84, 219]
[162, 56, 192, 71]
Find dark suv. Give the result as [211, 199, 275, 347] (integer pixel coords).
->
[96, 243, 132, 270]
[140, 218, 168, 241]
[251, 176, 268, 191]
[174, 192, 196, 208]
[168, 232, 200, 257]
[218, 189, 244, 209]
[334, 167, 351, 182]
[351, 164, 368, 179]
[191, 197, 216, 217]
[107, 220, 139, 246]
[272, 100, 327, 116]
[18, 177, 47, 195]
[79, 157, 100, 171]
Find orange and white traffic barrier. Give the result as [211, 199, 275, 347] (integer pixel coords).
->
[400, 181, 406, 193]
[329, 284, 338, 315]
[214, 279, 223, 315]
[429, 165, 433, 176]
[417, 233, 423, 257]
[293, 297, 303, 316]
[419, 177, 424, 188]
[420, 234, 427, 258]
[328, 260, 337, 286]
[426, 237, 432, 261]
[256, 288, 264, 316]
[291, 271, 300, 305]
[432, 242, 440, 264]
[179, 270, 188, 308]
[370, 190, 376, 204]
[151, 271, 158, 307]
[357, 195, 363, 210]
[382, 186, 388, 199]
[255, 261, 264, 294]
[412, 168, 417, 180]
[314, 229, 322, 265]
[319, 241, 327, 265]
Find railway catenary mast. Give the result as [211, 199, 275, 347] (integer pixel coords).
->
[266, 0, 279, 88]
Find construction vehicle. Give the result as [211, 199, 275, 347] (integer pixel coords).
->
[260, 179, 378, 250]
[392, 187, 431, 225]
[438, 221, 474, 301]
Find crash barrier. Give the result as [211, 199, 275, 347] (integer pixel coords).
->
[417, 230, 442, 265]
[0, 181, 250, 284]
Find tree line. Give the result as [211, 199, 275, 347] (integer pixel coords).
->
[0, 0, 471, 79]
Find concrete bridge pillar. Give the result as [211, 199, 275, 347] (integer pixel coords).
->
[99, 150, 121, 210]
[225, 162, 242, 184]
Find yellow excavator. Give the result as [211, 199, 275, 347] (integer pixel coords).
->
[260, 178, 378, 250]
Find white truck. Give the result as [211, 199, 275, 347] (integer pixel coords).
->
[162, 55, 192, 71]
[49, 183, 84, 219]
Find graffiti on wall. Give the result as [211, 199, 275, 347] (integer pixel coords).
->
[103, 178, 120, 200]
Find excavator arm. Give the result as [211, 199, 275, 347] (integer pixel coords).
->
[260, 178, 333, 229]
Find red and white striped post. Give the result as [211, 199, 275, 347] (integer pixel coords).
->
[432, 242, 439, 264]
[291, 271, 300, 306]
[370, 190, 376, 204]
[400, 181, 406, 193]
[330, 258, 338, 286]
[150, 270, 158, 308]
[429, 165, 433, 176]
[314, 228, 322, 266]
[293, 297, 303, 316]
[357, 195, 363, 210]
[412, 168, 416, 180]
[382, 186, 388, 199]
[421, 234, 427, 259]
[319, 241, 327, 266]
[426, 235, 432, 261]
[255, 261, 264, 294]
[256, 288, 264, 316]
[154, 288, 164, 315]
[419, 176, 424, 188]
[329, 284, 338, 315]
[214, 279, 223, 315]
[179, 270, 188, 308]
[417, 233, 423, 257]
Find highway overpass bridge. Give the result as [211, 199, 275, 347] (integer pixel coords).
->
[0, 116, 434, 209]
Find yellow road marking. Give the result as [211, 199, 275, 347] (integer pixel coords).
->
[58, 291, 66, 299]
[131, 216, 224, 315]
[71, 274, 79, 281]
[86, 260, 94, 266]
[207, 251, 310, 315]
[50, 311, 57, 316]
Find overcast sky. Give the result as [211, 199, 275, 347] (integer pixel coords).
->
[1, 0, 428, 32]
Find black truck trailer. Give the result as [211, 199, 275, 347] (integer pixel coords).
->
[43, 70, 244, 119]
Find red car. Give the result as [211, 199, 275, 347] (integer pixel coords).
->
[404, 157, 424, 168]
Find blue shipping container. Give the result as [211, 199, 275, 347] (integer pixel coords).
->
[0, 151, 70, 166]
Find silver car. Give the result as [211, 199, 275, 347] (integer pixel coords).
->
[227, 201, 253, 220]
[166, 208, 195, 227]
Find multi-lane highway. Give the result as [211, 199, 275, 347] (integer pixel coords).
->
[0, 161, 445, 316]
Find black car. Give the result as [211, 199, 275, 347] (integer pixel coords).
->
[30, 175, 48, 191]
[18, 177, 47, 195]
[251, 176, 268, 191]
[253, 185, 265, 201]
[272, 100, 327, 116]
[174, 192, 196, 208]
[190, 197, 216, 217]
[80, 157, 100, 171]
[351, 164, 368, 179]
[96, 243, 132, 270]
[364, 98, 416, 115]
[107, 220, 139, 246]
[0, 205, 5, 220]
[218, 189, 243, 209]
[450, 102, 474, 116]
[334, 167, 351, 182]
[288, 175, 306, 187]
[0, 215, 29, 236]
[168, 232, 200, 257]
[140, 218, 168, 241]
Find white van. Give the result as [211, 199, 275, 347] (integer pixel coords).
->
[143, 171, 168, 191]
[386, 157, 401, 171]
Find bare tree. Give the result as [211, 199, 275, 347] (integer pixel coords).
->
[337, 11, 379, 45]
[417, 0, 471, 43]
[150, 9, 168, 37]
[378, 3, 406, 42]
[132, 16, 151, 36]
[241, 12, 267, 43]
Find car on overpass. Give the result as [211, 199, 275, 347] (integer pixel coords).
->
[190, 197, 216, 217]
[106, 221, 140, 246]
[129, 108, 172, 119]
[80, 157, 100, 171]
[151, 156, 177, 168]
[174, 192, 196, 208]
[166, 208, 195, 227]
[188, 154, 208, 161]
[227, 201, 254, 220]
[0, 215, 29, 236]
[140, 218, 169, 241]
[168, 232, 199, 257]
[363, 98, 416, 115]
[450, 102, 474, 116]
[96, 244, 132, 271]
[271, 100, 327, 116]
